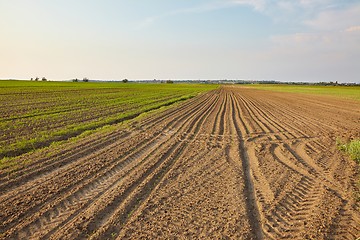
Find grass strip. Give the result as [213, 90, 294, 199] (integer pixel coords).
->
[0, 94, 195, 158]
[244, 84, 360, 101]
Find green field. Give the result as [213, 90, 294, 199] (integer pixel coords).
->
[244, 84, 360, 101]
[0, 80, 217, 158]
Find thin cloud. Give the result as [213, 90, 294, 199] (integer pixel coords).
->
[346, 25, 360, 32]
[137, 3, 222, 28]
[304, 3, 360, 31]
[137, 0, 265, 28]
[229, 0, 266, 11]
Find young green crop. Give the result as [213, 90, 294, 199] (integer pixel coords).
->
[337, 139, 360, 164]
[0, 80, 218, 159]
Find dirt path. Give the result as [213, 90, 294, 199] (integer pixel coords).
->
[0, 86, 359, 239]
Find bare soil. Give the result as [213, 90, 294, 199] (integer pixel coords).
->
[0, 86, 359, 239]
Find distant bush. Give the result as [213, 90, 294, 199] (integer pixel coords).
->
[166, 80, 174, 84]
[123, 79, 128, 83]
[83, 78, 89, 82]
[42, 77, 47, 81]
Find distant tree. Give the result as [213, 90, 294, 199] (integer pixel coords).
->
[30, 78, 33, 81]
[123, 79, 128, 83]
[42, 77, 47, 81]
[35, 77, 39, 81]
[73, 78, 78, 82]
[83, 77, 89, 82]
[166, 80, 173, 84]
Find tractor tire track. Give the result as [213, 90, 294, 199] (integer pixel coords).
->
[4, 90, 220, 239]
[1, 86, 358, 239]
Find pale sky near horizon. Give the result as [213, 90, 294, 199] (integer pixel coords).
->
[1, 0, 359, 82]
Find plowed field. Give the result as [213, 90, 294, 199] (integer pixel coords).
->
[1, 86, 359, 239]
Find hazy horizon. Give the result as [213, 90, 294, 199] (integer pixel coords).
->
[1, 1, 359, 83]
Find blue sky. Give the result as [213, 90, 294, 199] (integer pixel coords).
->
[1, 0, 359, 82]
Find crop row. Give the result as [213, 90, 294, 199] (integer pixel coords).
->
[0, 81, 217, 158]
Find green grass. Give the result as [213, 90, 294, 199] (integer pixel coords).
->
[337, 139, 360, 164]
[337, 138, 360, 201]
[244, 84, 360, 101]
[0, 80, 217, 159]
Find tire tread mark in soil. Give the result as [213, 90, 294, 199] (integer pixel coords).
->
[0, 130, 130, 193]
[93, 141, 185, 239]
[20, 91, 219, 239]
[1, 90, 216, 193]
[263, 176, 322, 239]
[292, 143, 346, 190]
[11, 133, 170, 239]
[3, 91, 217, 237]
[48, 89, 219, 239]
[264, 143, 339, 239]
[1, 130, 167, 234]
[282, 143, 348, 199]
[0, 90, 220, 234]
[2, 86, 359, 239]
[229, 94, 274, 207]
[325, 199, 360, 240]
[0, 130, 130, 202]
[92, 88, 220, 239]
[44, 136, 176, 239]
[228, 92, 264, 240]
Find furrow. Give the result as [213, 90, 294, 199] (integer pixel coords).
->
[238, 93, 288, 137]
[230, 90, 251, 135]
[47, 87, 218, 237]
[256, 99, 310, 139]
[227, 92, 264, 240]
[272, 144, 312, 178]
[138, 90, 216, 129]
[0, 131, 164, 231]
[7, 133, 169, 239]
[93, 140, 186, 239]
[0, 130, 130, 191]
[260, 94, 338, 134]
[211, 90, 226, 135]
[89, 87, 220, 239]
[0, 91, 219, 229]
[241, 93, 306, 140]
[235, 93, 272, 134]
[1, 90, 216, 189]
[2, 91, 219, 238]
